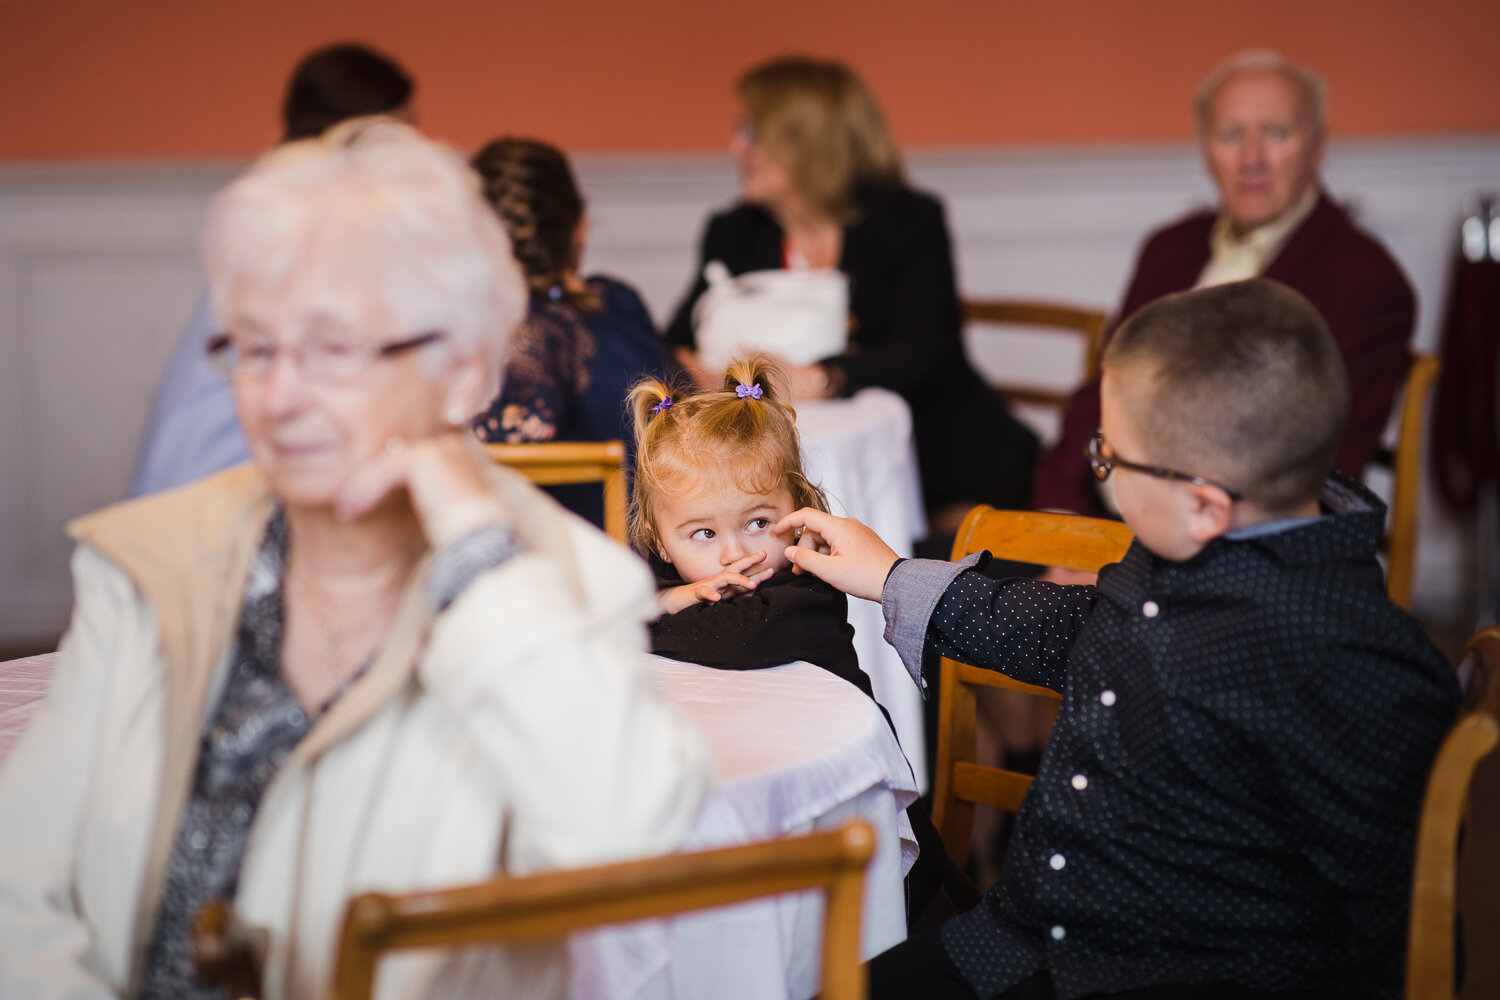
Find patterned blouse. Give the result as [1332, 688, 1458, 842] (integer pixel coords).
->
[475, 275, 664, 447]
[140, 511, 306, 999]
[473, 275, 664, 527]
[138, 512, 518, 998]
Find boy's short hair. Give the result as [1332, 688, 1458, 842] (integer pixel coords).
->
[1102, 279, 1349, 513]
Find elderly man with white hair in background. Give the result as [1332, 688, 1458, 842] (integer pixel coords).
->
[991, 50, 1421, 865]
[1033, 49, 1417, 518]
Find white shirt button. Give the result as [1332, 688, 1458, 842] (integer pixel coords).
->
[1100, 689, 1117, 707]
[1071, 773, 1089, 790]
[1049, 853, 1067, 870]
[1050, 924, 1066, 941]
[1142, 600, 1160, 618]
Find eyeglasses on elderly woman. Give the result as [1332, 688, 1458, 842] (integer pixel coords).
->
[1086, 428, 1244, 501]
[206, 329, 444, 382]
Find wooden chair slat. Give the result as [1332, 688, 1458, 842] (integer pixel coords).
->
[330, 821, 876, 1000]
[484, 440, 628, 543]
[931, 506, 1133, 874]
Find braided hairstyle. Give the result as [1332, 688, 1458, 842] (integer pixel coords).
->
[471, 137, 598, 311]
[627, 354, 828, 558]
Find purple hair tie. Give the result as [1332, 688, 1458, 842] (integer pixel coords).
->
[735, 382, 764, 400]
[651, 396, 674, 414]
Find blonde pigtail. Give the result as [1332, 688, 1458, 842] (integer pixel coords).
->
[626, 376, 681, 555]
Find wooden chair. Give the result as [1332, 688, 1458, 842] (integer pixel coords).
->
[1373, 354, 1441, 609]
[1407, 625, 1500, 999]
[330, 820, 876, 1000]
[484, 440, 628, 543]
[962, 299, 1109, 409]
[931, 507, 1134, 868]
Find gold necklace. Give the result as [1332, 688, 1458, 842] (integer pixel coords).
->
[288, 566, 400, 682]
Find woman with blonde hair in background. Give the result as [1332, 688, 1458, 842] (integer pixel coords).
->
[665, 55, 1038, 531]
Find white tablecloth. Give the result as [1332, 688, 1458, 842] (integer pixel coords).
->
[0, 651, 918, 1000]
[795, 388, 928, 789]
[0, 653, 53, 766]
[569, 657, 918, 1000]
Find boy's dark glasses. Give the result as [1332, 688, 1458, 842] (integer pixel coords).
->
[1087, 429, 1243, 501]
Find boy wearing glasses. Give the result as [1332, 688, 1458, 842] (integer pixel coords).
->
[777, 279, 1459, 1000]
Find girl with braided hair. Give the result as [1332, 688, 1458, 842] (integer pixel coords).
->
[470, 137, 665, 526]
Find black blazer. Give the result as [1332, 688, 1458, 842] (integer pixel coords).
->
[665, 184, 968, 402]
[665, 185, 1037, 509]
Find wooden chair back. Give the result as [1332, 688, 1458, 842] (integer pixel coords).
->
[962, 299, 1109, 409]
[931, 507, 1134, 867]
[1407, 625, 1500, 999]
[330, 821, 876, 1000]
[485, 440, 628, 543]
[1375, 354, 1441, 609]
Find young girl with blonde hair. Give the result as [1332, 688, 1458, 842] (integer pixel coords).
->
[628, 355, 870, 694]
[630, 354, 971, 928]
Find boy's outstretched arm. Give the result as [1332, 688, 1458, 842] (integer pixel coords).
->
[775, 508, 899, 603]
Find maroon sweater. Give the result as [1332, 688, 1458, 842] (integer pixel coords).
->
[1033, 191, 1416, 516]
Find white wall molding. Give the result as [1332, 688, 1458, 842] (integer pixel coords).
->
[2, 135, 1496, 639]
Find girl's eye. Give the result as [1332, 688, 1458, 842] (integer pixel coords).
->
[689, 528, 714, 541]
[746, 518, 772, 532]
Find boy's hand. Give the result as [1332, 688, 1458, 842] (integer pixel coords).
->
[658, 552, 774, 615]
[774, 508, 899, 603]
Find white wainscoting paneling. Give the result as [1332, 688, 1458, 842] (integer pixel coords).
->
[1, 138, 1495, 641]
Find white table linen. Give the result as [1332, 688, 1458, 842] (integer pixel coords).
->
[569, 657, 919, 1000]
[0, 652, 53, 767]
[794, 388, 928, 789]
[0, 651, 919, 1000]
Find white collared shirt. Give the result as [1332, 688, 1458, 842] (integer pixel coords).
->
[1196, 184, 1321, 289]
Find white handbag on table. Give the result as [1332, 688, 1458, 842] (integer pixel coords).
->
[692, 261, 850, 371]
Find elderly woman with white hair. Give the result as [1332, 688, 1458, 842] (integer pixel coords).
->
[0, 118, 707, 999]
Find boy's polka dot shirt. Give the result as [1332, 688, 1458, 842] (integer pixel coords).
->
[882, 474, 1460, 999]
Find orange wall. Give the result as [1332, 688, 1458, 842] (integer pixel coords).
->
[2, 0, 1496, 161]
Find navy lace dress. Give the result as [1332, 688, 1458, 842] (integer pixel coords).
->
[474, 274, 665, 527]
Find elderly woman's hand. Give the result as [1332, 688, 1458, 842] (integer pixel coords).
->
[335, 433, 507, 549]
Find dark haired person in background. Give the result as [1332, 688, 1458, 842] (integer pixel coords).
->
[470, 136, 666, 528]
[127, 42, 415, 498]
[279, 43, 413, 141]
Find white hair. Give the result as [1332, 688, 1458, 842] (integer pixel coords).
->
[202, 116, 526, 401]
[1193, 49, 1327, 138]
